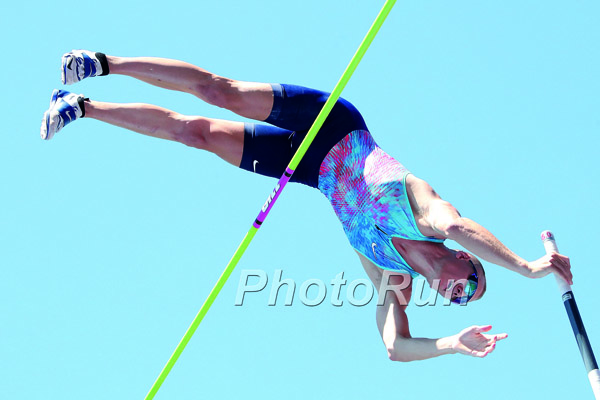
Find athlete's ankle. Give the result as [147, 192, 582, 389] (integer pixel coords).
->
[80, 98, 91, 118]
[95, 52, 110, 76]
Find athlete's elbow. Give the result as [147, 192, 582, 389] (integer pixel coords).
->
[387, 348, 400, 361]
[387, 347, 413, 362]
[388, 351, 413, 362]
[385, 335, 415, 362]
[437, 217, 468, 239]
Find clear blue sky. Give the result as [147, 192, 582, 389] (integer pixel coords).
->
[2, 1, 599, 399]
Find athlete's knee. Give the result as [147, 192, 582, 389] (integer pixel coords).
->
[173, 117, 210, 150]
[193, 77, 240, 110]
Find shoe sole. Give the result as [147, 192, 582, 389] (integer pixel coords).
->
[61, 54, 75, 85]
[61, 55, 67, 85]
[41, 90, 67, 140]
[41, 110, 52, 140]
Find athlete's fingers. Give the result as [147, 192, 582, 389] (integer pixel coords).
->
[564, 254, 572, 270]
[550, 253, 573, 284]
[550, 259, 573, 285]
[475, 325, 492, 334]
[494, 333, 509, 341]
[551, 253, 571, 274]
[472, 344, 494, 358]
[481, 334, 494, 343]
[551, 252, 570, 266]
[484, 333, 508, 341]
[471, 349, 485, 357]
[556, 253, 571, 269]
[485, 342, 497, 355]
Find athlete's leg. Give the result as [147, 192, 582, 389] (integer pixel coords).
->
[106, 56, 274, 121]
[84, 99, 244, 166]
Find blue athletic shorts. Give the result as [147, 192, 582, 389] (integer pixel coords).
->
[239, 83, 368, 188]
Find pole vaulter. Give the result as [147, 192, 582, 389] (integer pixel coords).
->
[41, 2, 593, 397]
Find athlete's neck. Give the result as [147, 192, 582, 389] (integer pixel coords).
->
[391, 237, 450, 282]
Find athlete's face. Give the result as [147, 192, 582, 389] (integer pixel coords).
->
[435, 251, 485, 303]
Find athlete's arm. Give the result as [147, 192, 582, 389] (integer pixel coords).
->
[376, 295, 504, 361]
[407, 174, 572, 284]
[426, 199, 573, 284]
[376, 288, 454, 362]
[357, 253, 505, 361]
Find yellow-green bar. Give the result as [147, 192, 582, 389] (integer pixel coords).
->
[288, 0, 396, 171]
[144, 227, 258, 399]
[145, 1, 396, 398]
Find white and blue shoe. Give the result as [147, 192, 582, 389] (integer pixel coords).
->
[61, 50, 109, 85]
[48, 88, 70, 108]
[40, 90, 85, 140]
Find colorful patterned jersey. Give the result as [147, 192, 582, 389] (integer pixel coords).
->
[318, 130, 444, 276]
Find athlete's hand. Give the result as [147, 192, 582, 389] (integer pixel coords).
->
[526, 252, 573, 285]
[451, 325, 508, 358]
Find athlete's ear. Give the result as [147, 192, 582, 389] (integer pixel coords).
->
[455, 251, 470, 260]
[452, 282, 464, 298]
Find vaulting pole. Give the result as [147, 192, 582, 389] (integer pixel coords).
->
[541, 231, 600, 399]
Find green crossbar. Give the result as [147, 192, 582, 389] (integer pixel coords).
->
[144, 1, 397, 398]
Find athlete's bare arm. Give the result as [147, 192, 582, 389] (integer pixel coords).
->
[406, 175, 573, 284]
[357, 253, 504, 362]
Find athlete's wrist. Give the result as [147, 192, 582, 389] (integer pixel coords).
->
[436, 336, 458, 355]
[513, 258, 532, 277]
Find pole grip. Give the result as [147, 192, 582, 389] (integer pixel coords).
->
[541, 230, 572, 295]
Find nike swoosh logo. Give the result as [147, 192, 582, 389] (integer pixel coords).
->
[253, 160, 259, 173]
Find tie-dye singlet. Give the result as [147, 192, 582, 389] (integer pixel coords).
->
[318, 130, 444, 276]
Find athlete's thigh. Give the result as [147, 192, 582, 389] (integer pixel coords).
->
[229, 81, 275, 121]
[193, 117, 246, 167]
[265, 84, 368, 134]
[239, 122, 295, 180]
[264, 84, 329, 131]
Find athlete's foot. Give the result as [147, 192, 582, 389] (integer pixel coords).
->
[61, 50, 109, 85]
[40, 90, 85, 140]
[48, 88, 71, 108]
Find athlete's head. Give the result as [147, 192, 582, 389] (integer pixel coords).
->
[434, 250, 486, 304]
